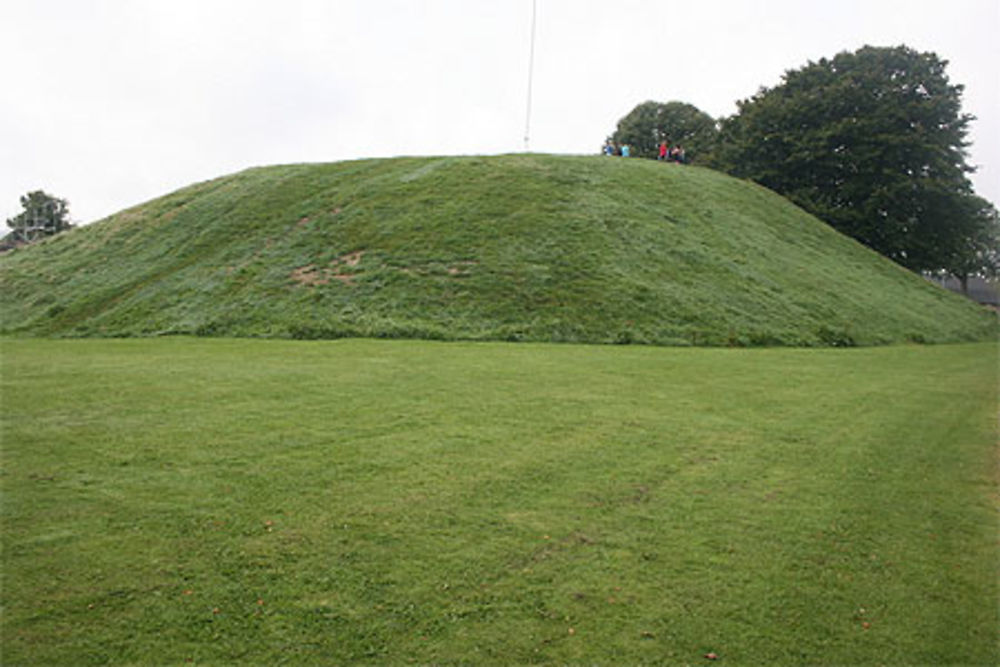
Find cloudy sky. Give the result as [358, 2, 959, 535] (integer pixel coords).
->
[2, 0, 998, 226]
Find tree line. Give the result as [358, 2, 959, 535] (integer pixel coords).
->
[608, 45, 999, 286]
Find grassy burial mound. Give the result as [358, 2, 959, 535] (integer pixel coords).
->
[0, 154, 994, 345]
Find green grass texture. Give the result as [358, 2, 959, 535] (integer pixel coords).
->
[2, 337, 997, 664]
[0, 154, 994, 345]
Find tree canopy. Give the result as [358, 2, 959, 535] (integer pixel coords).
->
[5, 190, 72, 244]
[610, 101, 718, 162]
[939, 194, 1000, 287]
[710, 45, 996, 275]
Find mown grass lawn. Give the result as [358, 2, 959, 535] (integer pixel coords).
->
[1, 338, 996, 664]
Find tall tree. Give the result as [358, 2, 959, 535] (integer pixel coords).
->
[610, 101, 718, 162]
[5, 191, 72, 243]
[713, 45, 995, 273]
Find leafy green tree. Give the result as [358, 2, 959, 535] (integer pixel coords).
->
[940, 195, 1000, 292]
[610, 101, 718, 162]
[713, 45, 995, 274]
[6, 191, 72, 243]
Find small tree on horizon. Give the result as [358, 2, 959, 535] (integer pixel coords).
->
[5, 190, 73, 244]
[610, 101, 718, 162]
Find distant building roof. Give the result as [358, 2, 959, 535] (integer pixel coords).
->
[926, 274, 999, 306]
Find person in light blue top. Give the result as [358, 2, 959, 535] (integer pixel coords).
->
[621, 144, 630, 157]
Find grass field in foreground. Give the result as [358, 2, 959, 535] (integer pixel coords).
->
[1, 338, 997, 664]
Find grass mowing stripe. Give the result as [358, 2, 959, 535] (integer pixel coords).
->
[1, 338, 996, 664]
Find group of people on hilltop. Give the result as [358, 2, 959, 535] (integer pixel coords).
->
[602, 139, 687, 164]
[603, 140, 630, 157]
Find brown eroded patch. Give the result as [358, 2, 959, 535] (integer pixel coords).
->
[290, 251, 365, 287]
[290, 264, 330, 286]
[338, 251, 363, 267]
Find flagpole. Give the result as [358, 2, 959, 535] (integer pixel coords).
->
[523, 0, 537, 152]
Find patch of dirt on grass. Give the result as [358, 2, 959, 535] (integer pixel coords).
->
[290, 264, 330, 286]
[338, 251, 363, 267]
[290, 251, 365, 287]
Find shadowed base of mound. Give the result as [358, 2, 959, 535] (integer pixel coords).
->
[1, 154, 995, 346]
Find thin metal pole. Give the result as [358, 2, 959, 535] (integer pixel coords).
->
[523, 0, 537, 152]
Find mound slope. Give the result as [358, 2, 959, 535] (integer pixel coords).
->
[0, 154, 994, 345]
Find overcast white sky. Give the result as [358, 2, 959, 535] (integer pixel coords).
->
[2, 0, 998, 226]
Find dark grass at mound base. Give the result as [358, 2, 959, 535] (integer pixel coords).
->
[1, 154, 995, 346]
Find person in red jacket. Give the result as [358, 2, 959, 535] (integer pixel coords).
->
[658, 140, 668, 161]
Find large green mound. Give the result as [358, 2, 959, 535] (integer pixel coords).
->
[0, 154, 994, 345]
